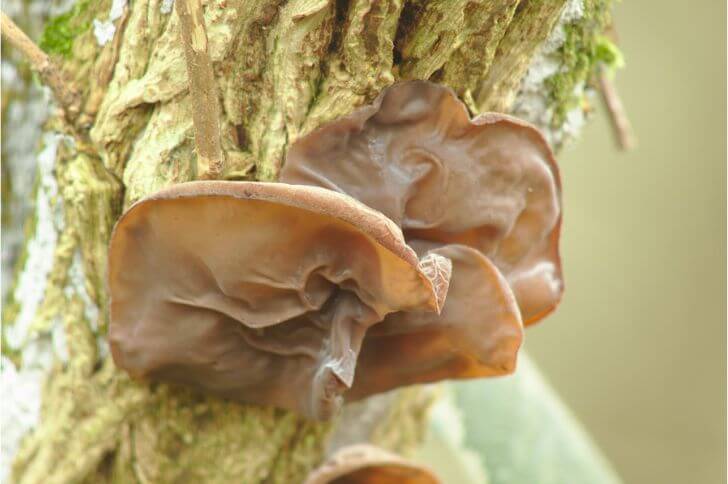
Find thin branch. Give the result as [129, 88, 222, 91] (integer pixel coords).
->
[1, 11, 81, 121]
[175, 0, 224, 179]
[597, 20, 635, 151]
[598, 70, 636, 151]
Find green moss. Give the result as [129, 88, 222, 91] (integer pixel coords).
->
[122, 388, 331, 483]
[593, 35, 625, 72]
[39, 0, 93, 58]
[544, 0, 619, 127]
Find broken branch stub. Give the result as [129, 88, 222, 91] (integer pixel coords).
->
[175, 0, 224, 178]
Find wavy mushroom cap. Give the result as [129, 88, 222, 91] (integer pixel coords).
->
[349, 244, 523, 399]
[280, 81, 563, 324]
[108, 181, 449, 419]
[304, 445, 440, 484]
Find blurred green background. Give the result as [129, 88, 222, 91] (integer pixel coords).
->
[526, 0, 727, 483]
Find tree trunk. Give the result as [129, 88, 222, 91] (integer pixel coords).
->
[2, 0, 613, 482]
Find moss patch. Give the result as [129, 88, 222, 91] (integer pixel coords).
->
[39, 0, 94, 58]
[593, 34, 625, 73]
[544, 0, 619, 127]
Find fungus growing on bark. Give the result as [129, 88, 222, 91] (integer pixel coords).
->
[349, 244, 522, 399]
[280, 80, 563, 325]
[305, 444, 440, 484]
[108, 181, 450, 419]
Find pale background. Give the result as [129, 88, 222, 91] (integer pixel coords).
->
[526, 0, 727, 483]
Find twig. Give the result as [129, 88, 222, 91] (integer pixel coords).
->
[598, 70, 636, 151]
[1, 11, 81, 121]
[175, 0, 224, 179]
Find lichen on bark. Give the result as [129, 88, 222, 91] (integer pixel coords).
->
[2, 0, 615, 482]
[543, 0, 614, 127]
[510, 0, 619, 148]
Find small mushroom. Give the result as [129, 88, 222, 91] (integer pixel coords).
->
[280, 80, 563, 325]
[108, 181, 450, 419]
[304, 444, 441, 484]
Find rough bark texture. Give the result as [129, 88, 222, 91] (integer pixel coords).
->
[2, 0, 614, 482]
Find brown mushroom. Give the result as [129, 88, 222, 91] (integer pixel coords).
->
[349, 244, 522, 399]
[304, 444, 441, 484]
[280, 80, 563, 325]
[108, 181, 450, 419]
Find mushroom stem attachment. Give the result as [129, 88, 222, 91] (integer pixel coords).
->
[0, 11, 81, 122]
[175, 0, 225, 179]
[598, 68, 637, 151]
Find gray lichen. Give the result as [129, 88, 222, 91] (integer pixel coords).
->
[511, 0, 616, 149]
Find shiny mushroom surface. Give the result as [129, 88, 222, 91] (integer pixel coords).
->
[349, 244, 523, 399]
[304, 444, 440, 484]
[108, 181, 449, 419]
[280, 80, 563, 325]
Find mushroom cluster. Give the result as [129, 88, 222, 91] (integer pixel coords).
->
[108, 81, 563, 420]
[108, 182, 450, 419]
[280, 81, 563, 399]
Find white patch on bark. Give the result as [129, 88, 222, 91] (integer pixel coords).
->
[1, 86, 50, 298]
[511, 0, 589, 149]
[93, 20, 117, 46]
[65, 252, 100, 329]
[1, 62, 20, 89]
[5, 133, 64, 352]
[0, 358, 44, 482]
[20, 338, 56, 369]
[65, 250, 108, 358]
[161, 0, 174, 14]
[1, 40, 58, 479]
[93, 0, 127, 46]
[0, 0, 22, 16]
[1, 133, 70, 482]
[97, 335, 110, 359]
[0, 128, 108, 478]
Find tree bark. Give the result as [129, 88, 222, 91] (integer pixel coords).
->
[2, 0, 614, 482]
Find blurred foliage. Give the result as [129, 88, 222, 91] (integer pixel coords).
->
[416, 354, 622, 484]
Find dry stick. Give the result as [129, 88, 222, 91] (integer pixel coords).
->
[1, 11, 81, 121]
[598, 69, 637, 151]
[175, 0, 225, 179]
